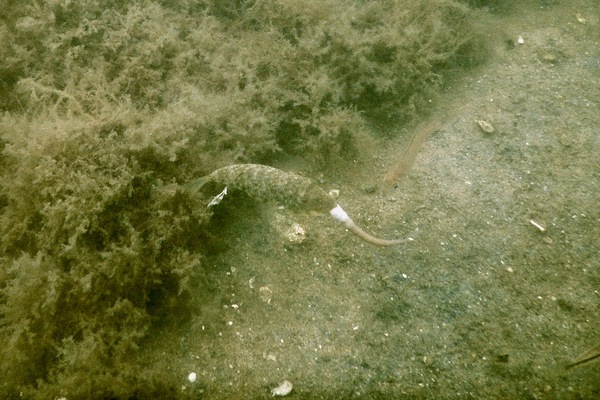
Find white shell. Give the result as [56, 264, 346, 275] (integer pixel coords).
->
[271, 380, 293, 396]
[188, 372, 197, 383]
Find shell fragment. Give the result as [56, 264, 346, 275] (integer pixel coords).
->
[271, 380, 293, 396]
[529, 219, 546, 232]
[259, 286, 273, 304]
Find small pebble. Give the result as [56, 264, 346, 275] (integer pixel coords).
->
[475, 118, 495, 134]
[188, 372, 197, 383]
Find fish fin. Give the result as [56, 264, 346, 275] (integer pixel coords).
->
[186, 176, 210, 193]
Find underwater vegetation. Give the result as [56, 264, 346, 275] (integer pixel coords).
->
[0, 0, 487, 398]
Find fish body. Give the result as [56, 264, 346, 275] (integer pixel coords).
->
[189, 164, 335, 212]
[381, 122, 441, 195]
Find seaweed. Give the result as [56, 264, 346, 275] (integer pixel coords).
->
[1, 0, 486, 163]
[0, 0, 487, 397]
[0, 113, 208, 398]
